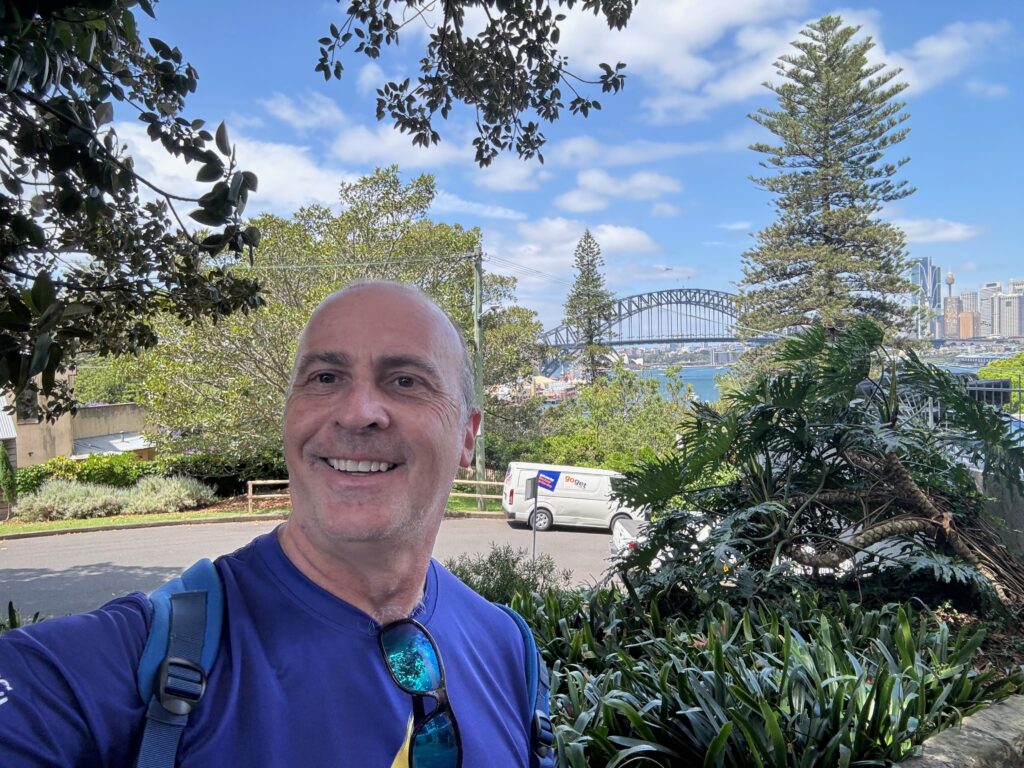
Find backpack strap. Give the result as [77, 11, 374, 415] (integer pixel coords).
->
[495, 603, 555, 768]
[135, 559, 224, 768]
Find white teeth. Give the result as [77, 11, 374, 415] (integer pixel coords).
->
[327, 458, 393, 473]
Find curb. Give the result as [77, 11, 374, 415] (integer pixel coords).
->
[900, 695, 1024, 767]
[0, 510, 506, 541]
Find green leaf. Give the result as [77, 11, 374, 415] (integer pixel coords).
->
[703, 720, 734, 768]
[28, 333, 52, 378]
[95, 101, 114, 126]
[189, 209, 228, 227]
[215, 121, 231, 155]
[31, 271, 57, 314]
[196, 163, 223, 182]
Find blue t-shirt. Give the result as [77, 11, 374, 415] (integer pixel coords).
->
[0, 531, 531, 767]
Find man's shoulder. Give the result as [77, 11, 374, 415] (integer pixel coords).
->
[2, 591, 152, 652]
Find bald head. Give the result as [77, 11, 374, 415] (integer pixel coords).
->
[290, 281, 477, 418]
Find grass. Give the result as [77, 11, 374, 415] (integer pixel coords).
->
[0, 494, 502, 536]
[0, 507, 289, 536]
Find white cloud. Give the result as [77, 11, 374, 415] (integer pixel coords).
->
[885, 21, 1011, 94]
[893, 218, 982, 243]
[261, 92, 346, 133]
[635, 264, 698, 282]
[473, 156, 545, 191]
[591, 224, 660, 254]
[552, 4, 1011, 124]
[432, 191, 527, 221]
[556, 169, 681, 212]
[550, 129, 758, 169]
[356, 62, 387, 95]
[650, 202, 679, 218]
[966, 79, 1009, 98]
[116, 122, 350, 218]
[961, 260, 979, 273]
[717, 221, 750, 231]
[331, 123, 466, 169]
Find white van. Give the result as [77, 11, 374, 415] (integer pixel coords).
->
[502, 462, 645, 532]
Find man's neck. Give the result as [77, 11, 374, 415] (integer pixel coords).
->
[276, 521, 433, 624]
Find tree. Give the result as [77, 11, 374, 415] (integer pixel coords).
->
[126, 167, 532, 459]
[1, 0, 263, 417]
[737, 15, 915, 340]
[316, 0, 635, 166]
[978, 352, 1024, 415]
[533, 365, 690, 472]
[614, 318, 1024, 613]
[563, 229, 614, 383]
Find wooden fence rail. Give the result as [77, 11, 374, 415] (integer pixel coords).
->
[246, 478, 506, 510]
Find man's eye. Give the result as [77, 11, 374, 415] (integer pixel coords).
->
[394, 375, 417, 388]
[313, 372, 336, 384]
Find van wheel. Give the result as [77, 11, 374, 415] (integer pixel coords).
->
[530, 508, 553, 532]
[609, 513, 631, 532]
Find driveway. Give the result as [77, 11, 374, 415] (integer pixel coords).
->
[0, 518, 615, 618]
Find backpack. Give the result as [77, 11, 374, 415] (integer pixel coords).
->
[135, 559, 555, 768]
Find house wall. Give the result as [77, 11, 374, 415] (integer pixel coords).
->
[15, 410, 74, 467]
[14, 403, 149, 467]
[71, 403, 147, 440]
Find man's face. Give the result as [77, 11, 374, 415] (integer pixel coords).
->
[283, 285, 478, 547]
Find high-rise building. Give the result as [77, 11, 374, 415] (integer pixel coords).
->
[960, 291, 978, 313]
[959, 311, 980, 339]
[1010, 278, 1024, 295]
[908, 257, 942, 338]
[943, 296, 962, 339]
[994, 293, 1024, 338]
[979, 281, 1003, 336]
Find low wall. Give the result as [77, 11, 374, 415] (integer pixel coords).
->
[901, 695, 1024, 767]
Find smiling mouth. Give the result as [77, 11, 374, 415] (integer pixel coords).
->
[324, 458, 397, 473]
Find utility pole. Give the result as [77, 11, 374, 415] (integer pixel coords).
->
[472, 250, 486, 510]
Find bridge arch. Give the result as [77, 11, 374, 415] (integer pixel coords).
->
[542, 288, 742, 348]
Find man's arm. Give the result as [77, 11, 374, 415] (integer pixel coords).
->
[0, 594, 151, 767]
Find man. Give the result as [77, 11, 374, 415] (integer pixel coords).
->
[0, 282, 537, 766]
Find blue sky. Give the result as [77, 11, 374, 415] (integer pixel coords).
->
[129, 1, 1023, 329]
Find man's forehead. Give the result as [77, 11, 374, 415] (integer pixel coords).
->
[300, 287, 461, 361]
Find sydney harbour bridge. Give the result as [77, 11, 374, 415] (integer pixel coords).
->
[540, 288, 771, 349]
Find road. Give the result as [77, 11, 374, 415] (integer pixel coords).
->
[0, 519, 616, 618]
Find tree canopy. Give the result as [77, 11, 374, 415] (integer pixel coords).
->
[2, 0, 636, 419]
[737, 15, 915, 340]
[317, 0, 635, 165]
[1, 0, 261, 418]
[109, 167, 540, 459]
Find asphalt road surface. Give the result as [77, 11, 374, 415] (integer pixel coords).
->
[0, 518, 616, 618]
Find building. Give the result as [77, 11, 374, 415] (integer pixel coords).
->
[961, 291, 979, 314]
[958, 311, 980, 339]
[994, 293, 1024, 338]
[980, 281, 1003, 336]
[943, 296, 962, 340]
[908, 257, 942, 338]
[1010, 278, 1024, 295]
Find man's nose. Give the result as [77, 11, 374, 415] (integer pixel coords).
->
[334, 379, 391, 431]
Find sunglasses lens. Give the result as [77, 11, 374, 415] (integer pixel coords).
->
[412, 710, 460, 768]
[381, 621, 442, 693]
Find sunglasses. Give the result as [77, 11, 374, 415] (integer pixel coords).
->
[379, 619, 463, 768]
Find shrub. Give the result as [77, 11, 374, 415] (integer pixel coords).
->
[155, 451, 286, 496]
[77, 453, 144, 487]
[123, 475, 216, 515]
[511, 588, 1023, 767]
[0, 449, 16, 508]
[15, 456, 81, 497]
[444, 545, 572, 604]
[14, 480, 127, 521]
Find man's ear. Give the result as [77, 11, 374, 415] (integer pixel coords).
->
[459, 409, 482, 468]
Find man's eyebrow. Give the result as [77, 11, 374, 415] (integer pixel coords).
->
[295, 351, 351, 374]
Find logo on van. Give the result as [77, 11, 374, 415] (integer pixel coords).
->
[563, 474, 589, 489]
[537, 471, 560, 491]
